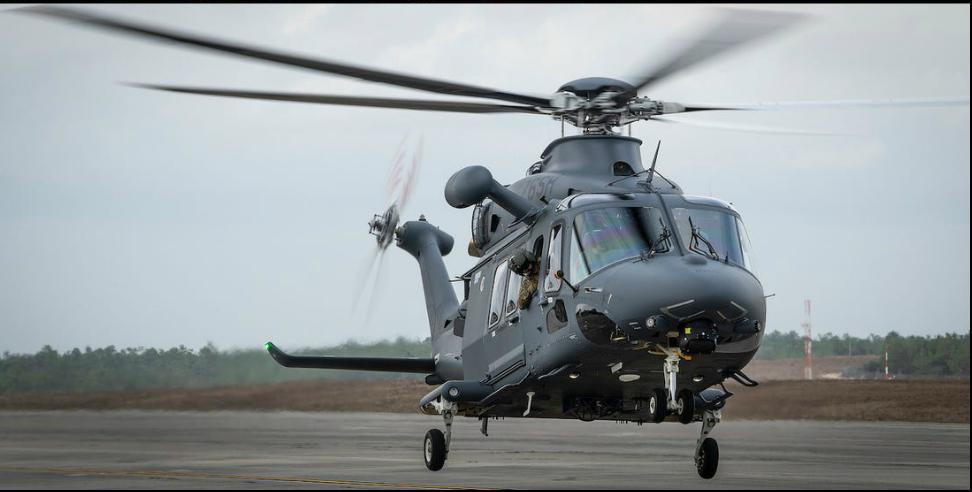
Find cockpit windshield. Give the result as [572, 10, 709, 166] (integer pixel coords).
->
[671, 207, 754, 271]
[568, 207, 670, 282]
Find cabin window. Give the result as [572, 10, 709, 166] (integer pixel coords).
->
[505, 264, 522, 316]
[543, 224, 563, 292]
[546, 299, 568, 333]
[488, 261, 510, 328]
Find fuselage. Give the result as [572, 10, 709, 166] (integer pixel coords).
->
[432, 134, 765, 421]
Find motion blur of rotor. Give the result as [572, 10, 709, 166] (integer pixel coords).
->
[16, 6, 968, 137]
[354, 135, 422, 320]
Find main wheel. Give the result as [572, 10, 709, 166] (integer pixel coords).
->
[696, 437, 719, 479]
[676, 389, 695, 425]
[423, 429, 447, 471]
[648, 388, 668, 423]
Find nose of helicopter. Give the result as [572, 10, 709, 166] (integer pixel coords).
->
[580, 255, 765, 349]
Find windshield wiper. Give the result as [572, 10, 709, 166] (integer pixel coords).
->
[636, 218, 672, 262]
[688, 216, 722, 261]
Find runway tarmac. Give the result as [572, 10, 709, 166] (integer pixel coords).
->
[0, 411, 968, 489]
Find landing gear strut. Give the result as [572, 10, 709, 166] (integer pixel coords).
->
[424, 401, 454, 471]
[655, 347, 720, 478]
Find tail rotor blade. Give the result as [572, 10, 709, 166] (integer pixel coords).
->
[396, 135, 422, 213]
[362, 248, 390, 327]
[351, 244, 382, 315]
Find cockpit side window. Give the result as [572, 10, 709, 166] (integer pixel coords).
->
[736, 217, 756, 273]
[543, 224, 563, 292]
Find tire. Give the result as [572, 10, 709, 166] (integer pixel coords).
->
[677, 389, 695, 425]
[423, 429, 447, 471]
[696, 437, 719, 479]
[648, 388, 668, 423]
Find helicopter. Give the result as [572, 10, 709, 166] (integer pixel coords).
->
[15, 5, 970, 480]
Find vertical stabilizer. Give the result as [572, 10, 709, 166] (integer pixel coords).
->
[395, 218, 460, 338]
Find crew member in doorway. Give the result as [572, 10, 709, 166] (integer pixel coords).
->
[510, 249, 540, 310]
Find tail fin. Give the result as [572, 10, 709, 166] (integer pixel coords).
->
[394, 218, 459, 339]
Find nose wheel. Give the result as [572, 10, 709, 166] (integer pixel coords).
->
[696, 436, 719, 479]
[694, 409, 721, 479]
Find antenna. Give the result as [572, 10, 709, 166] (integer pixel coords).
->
[645, 140, 661, 188]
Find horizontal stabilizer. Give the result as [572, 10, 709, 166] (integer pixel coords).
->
[265, 342, 435, 374]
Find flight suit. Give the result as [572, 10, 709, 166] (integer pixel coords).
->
[517, 271, 539, 310]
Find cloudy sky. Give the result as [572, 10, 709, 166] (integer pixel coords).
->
[0, 4, 968, 353]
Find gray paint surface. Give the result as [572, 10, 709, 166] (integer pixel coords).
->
[0, 411, 968, 489]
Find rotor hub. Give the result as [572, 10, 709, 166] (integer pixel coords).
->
[556, 77, 634, 101]
[368, 205, 400, 250]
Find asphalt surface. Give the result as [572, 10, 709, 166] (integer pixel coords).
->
[0, 411, 968, 489]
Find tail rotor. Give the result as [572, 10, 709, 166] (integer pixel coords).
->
[352, 135, 423, 320]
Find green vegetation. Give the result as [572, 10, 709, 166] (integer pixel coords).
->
[757, 331, 969, 378]
[0, 337, 430, 394]
[1, 332, 968, 394]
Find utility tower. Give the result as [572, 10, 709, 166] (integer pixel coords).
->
[884, 345, 892, 380]
[801, 299, 813, 380]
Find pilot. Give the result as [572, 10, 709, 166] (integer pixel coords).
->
[509, 249, 540, 310]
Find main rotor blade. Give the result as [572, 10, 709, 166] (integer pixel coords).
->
[127, 83, 545, 114]
[651, 115, 840, 136]
[17, 6, 552, 107]
[675, 97, 971, 112]
[619, 9, 806, 101]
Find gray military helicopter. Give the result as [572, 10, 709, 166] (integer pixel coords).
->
[17, 6, 969, 479]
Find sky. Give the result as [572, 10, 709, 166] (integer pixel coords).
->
[0, 4, 968, 353]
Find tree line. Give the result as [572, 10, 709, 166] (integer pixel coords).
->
[1, 332, 967, 394]
[757, 331, 969, 378]
[0, 337, 429, 394]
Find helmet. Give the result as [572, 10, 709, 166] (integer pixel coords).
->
[509, 249, 537, 276]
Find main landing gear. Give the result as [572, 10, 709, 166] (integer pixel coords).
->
[423, 401, 454, 471]
[651, 347, 721, 479]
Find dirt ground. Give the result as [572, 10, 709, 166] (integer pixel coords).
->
[1, 378, 967, 423]
[744, 355, 878, 380]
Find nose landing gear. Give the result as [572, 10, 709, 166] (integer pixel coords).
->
[695, 410, 720, 479]
[652, 347, 722, 479]
[423, 400, 454, 471]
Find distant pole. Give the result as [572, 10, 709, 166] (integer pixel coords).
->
[884, 345, 892, 380]
[801, 299, 813, 380]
